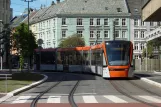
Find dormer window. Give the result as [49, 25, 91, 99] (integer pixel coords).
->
[117, 8, 122, 12]
[134, 8, 138, 12]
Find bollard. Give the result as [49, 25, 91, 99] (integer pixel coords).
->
[5, 74, 8, 93]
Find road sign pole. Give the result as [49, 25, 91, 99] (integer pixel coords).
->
[1, 56, 2, 70]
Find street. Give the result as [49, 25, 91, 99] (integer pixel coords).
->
[1, 72, 161, 107]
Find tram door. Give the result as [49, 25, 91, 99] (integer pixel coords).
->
[35, 53, 40, 70]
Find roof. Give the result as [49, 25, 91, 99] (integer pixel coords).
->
[23, 10, 39, 23]
[30, 0, 130, 24]
[11, 10, 38, 27]
[126, 0, 150, 17]
[58, 0, 129, 15]
[11, 14, 28, 27]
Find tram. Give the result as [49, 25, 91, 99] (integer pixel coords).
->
[34, 40, 133, 78]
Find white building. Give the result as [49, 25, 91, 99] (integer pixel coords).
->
[127, 0, 161, 59]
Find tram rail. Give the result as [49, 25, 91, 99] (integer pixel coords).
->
[110, 80, 160, 107]
[30, 76, 80, 107]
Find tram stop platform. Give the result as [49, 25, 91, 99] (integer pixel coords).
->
[134, 71, 161, 88]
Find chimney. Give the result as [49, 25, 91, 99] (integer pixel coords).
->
[51, 1, 55, 5]
[57, 0, 60, 3]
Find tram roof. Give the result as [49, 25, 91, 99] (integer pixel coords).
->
[105, 40, 131, 44]
[34, 48, 56, 52]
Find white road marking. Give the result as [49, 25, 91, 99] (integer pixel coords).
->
[12, 96, 31, 104]
[47, 96, 61, 103]
[83, 96, 98, 103]
[104, 95, 128, 103]
[139, 95, 161, 103]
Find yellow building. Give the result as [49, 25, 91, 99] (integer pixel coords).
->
[142, 0, 161, 21]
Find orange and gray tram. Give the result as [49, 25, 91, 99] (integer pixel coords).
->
[34, 40, 133, 78]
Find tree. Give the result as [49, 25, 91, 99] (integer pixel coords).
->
[58, 34, 85, 48]
[12, 23, 38, 69]
[142, 38, 161, 58]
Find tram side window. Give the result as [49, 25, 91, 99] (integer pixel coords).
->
[83, 52, 88, 65]
[91, 50, 96, 65]
[68, 51, 75, 65]
[57, 52, 62, 64]
[76, 51, 82, 65]
[41, 52, 55, 64]
[96, 50, 103, 66]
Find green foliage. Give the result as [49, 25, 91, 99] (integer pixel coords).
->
[19, 54, 24, 70]
[12, 23, 38, 57]
[144, 38, 161, 58]
[58, 34, 85, 48]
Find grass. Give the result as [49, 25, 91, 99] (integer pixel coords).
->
[0, 72, 44, 93]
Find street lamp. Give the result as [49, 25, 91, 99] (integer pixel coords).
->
[22, 0, 36, 34]
[0, 20, 3, 70]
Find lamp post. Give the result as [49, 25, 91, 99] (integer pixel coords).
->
[0, 20, 3, 70]
[22, 0, 35, 34]
[22, 0, 35, 69]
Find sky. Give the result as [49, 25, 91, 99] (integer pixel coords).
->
[11, 0, 63, 17]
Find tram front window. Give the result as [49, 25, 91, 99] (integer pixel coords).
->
[106, 42, 130, 66]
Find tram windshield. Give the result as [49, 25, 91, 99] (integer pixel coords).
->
[106, 42, 130, 66]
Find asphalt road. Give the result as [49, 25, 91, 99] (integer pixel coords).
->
[1, 72, 161, 107]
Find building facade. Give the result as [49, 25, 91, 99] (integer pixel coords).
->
[30, 0, 131, 48]
[127, 0, 160, 59]
[0, 0, 11, 32]
[30, 0, 160, 60]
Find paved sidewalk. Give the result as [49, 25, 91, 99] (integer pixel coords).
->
[134, 71, 161, 88]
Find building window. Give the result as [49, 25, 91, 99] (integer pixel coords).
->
[77, 30, 83, 37]
[122, 19, 126, 26]
[134, 43, 139, 50]
[150, 22, 154, 26]
[53, 30, 55, 38]
[157, 22, 161, 26]
[49, 20, 51, 27]
[77, 18, 82, 25]
[134, 19, 139, 26]
[135, 55, 139, 59]
[141, 43, 145, 50]
[122, 31, 126, 38]
[114, 19, 119, 26]
[97, 31, 100, 38]
[90, 18, 94, 25]
[62, 18, 66, 25]
[115, 31, 119, 38]
[97, 18, 100, 25]
[134, 31, 139, 39]
[117, 8, 122, 12]
[141, 21, 145, 26]
[104, 31, 109, 38]
[141, 31, 145, 38]
[90, 42, 94, 46]
[62, 30, 66, 38]
[90, 31, 94, 38]
[104, 18, 108, 25]
[53, 42, 55, 48]
[53, 18, 55, 26]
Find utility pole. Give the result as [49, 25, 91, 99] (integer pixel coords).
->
[113, 19, 116, 41]
[0, 20, 3, 70]
[22, 0, 36, 69]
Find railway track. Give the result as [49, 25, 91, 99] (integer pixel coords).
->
[110, 80, 160, 107]
[30, 76, 80, 107]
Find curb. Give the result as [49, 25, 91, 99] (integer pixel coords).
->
[0, 73, 48, 103]
[134, 75, 161, 88]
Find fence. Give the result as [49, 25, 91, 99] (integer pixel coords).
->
[134, 58, 161, 72]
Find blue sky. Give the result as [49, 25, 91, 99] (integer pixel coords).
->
[11, 0, 62, 17]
